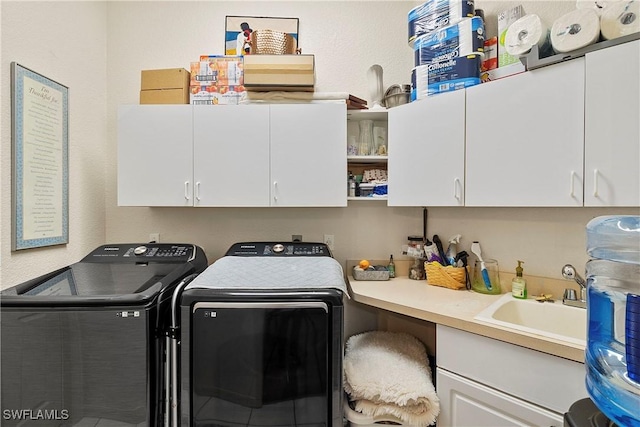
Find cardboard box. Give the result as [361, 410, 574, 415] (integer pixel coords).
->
[497, 5, 525, 67]
[190, 56, 243, 86]
[480, 62, 526, 83]
[243, 54, 314, 91]
[140, 68, 190, 104]
[140, 88, 189, 104]
[190, 85, 247, 105]
[141, 68, 190, 91]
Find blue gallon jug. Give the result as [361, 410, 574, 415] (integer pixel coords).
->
[585, 215, 640, 427]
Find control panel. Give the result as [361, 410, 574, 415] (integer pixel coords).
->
[82, 244, 196, 263]
[225, 242, 332, 257]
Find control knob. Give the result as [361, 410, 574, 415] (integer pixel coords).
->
[134, 245, 148, 256]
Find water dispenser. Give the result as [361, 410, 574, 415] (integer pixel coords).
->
[585, 215, 640, 427]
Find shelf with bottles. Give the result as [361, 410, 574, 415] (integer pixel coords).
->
[347, 109, 388, 159]
[347, 165, 388, 202]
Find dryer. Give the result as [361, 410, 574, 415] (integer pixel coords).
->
[173, 242, 346, 427]
[1, 243, 208, 426]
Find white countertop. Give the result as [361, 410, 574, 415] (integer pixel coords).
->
[348, 275, 585, 363]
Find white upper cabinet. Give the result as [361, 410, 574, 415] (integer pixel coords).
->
[193, 105, 270, 207]
[584, 40, 640, 206]
[465, 59, 585, 207]
[118, 103, 347, 207]
[270, 103, 347, 207]
[118, 105, 193, 207]
[388, 89, 466, 206]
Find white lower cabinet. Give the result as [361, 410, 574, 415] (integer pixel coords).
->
[436, 369, 563, 426]
[435, 325, 588, 426]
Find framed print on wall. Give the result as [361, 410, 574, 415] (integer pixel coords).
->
[225, 15, 299, 55]
[11, 62, 69, 250]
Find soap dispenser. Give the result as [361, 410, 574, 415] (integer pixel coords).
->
[511, 260, 527, 299]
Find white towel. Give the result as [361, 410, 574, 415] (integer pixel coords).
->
[343, 331, 440, 426]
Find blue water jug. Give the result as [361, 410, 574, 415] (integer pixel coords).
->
[585, 215, 640, 427]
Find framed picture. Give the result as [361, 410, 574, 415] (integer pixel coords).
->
[225, 15, 299, 55]
[11, 62, 69, 250]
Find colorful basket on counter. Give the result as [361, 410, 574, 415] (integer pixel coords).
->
[425, 261, 467, 290]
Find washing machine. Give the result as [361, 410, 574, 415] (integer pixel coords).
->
[173, 242, 346, 427]
[1, 243, 208, 427]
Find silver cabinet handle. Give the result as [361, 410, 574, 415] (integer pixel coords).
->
[184, 181, 190, 200]
[195, 182, 201, 201]
[570, 171, 576, 198]
[593, 169, 599, 197]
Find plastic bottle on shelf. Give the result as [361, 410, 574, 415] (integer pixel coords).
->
[348, 172, 356, 197]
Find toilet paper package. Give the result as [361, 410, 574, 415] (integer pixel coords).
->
[498, 5, 526, 67]
[551, 8, 601, 53]
[600, 0, 640, 40]
[408, 0, 475, 46]
[413, 17, 485, 66]
[411, 54, 482, 99]
[505, 14, 554, 57]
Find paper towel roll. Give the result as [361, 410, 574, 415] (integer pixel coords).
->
[505, 14, 552, 56]
[576, 0, 610, 16]
[551, 9, 601, 53]
[600, 0, 640, 40]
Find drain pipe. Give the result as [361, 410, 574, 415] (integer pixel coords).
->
[166, 273, 199, 427]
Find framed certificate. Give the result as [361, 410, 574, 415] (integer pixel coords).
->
[11, 62, 69, 250]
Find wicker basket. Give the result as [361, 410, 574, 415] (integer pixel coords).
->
[250, 29, 298, 54]
[425, 261, 467, 290]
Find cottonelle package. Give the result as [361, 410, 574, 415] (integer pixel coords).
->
[411, 54, 482, 99]
[413, 16, 485, 65]
[408, 0, 475, 46]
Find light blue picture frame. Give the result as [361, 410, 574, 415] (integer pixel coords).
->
[11, 62, 69, 250]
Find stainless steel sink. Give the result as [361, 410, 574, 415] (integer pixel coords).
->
[474, 293, 587, 346]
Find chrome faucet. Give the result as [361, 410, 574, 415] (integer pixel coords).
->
[562, 264, 587, 309]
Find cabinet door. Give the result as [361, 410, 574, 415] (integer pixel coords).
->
[118, 105, 193, 206]
[193, 105, 270, 207]
[585, 40, 640, 206]
[270, 104, 347, 207]
[388, 89, 465, 206]
[465, 59, 585, 206]
[437, 369, 564, 427]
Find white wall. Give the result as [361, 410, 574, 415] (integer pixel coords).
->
[1, 0, 638, 289]
[1, 1, 108, 289]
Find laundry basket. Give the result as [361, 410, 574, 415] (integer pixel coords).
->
[250, 29, 298, 54]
